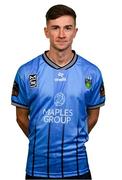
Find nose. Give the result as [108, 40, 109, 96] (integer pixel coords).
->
[59, 29, 65, 38]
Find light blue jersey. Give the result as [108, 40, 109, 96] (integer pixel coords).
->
[11, 51, 105, 178]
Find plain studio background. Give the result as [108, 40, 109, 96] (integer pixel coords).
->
[0, 0, 122, 179]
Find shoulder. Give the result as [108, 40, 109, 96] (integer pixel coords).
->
[17, 54, 44, 76]
[76, 54, 102, 76]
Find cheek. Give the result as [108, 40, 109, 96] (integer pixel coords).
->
[72, 31, 77, 38]
[48, 32, 55, 39]
[50, 33, 60, 42]
[68, 33, 76, 41]
[49, 35, 56, 44]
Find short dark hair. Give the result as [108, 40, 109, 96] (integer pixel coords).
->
[46, 4, 76, 24]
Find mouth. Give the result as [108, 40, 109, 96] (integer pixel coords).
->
[56, 41, 67, 43]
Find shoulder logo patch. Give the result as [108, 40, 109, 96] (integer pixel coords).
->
[12, 81, 19, 96]
[100, 83, 105, 96]
[29, 74, 37, 87]
[85, 76, 92, 89]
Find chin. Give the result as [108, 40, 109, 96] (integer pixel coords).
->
[55, 45, 71, 51]
[56, 47, 68, 52]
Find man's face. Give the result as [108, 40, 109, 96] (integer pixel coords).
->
[44, 15, 78, 51]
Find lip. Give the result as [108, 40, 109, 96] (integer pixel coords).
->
[56, 41, 67, 43]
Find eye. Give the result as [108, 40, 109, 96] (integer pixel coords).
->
[51, 26, 59, 30]
[65, 26, 73, 30]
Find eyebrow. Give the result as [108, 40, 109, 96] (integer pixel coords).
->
[65, 25, 73, 28]
[50, 25, 73, 28]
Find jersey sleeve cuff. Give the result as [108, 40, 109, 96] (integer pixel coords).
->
[87, 102, 105, 109]
[11, 101, 29, 109]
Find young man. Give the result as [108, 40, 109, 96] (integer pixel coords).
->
[11, 4, 105, 179]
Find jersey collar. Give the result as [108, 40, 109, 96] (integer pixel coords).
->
[42, 50, 77, 69]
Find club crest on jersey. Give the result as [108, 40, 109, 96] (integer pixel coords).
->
[85, 76, 92, 89]
[29, 74, 37, 87]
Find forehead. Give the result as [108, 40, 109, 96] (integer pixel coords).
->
[47, 15, 75, 26]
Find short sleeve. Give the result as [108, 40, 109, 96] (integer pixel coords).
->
[11, 69, 29, 109]
[87, 69, 105, 109]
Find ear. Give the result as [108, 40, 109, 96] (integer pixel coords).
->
[73, 28, 78, 38]
[44, 27, 49, 38]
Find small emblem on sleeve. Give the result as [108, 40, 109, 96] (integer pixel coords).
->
[29, 74, 37, 87]
[85, 77, 92, 89]
[12, 81, 19, 96]
[100, 83, 105, 96]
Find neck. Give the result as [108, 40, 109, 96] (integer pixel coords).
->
[46, 49, 74, 67]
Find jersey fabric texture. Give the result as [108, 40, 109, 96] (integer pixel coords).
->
[11, 51, 105, 178]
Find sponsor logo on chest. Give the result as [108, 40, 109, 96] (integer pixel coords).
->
[54, 72, 66, 82]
